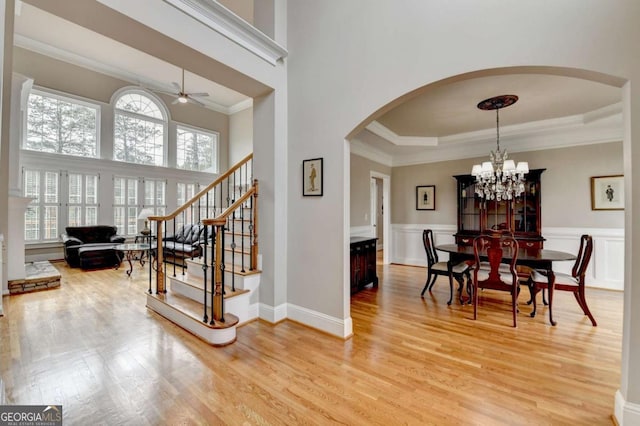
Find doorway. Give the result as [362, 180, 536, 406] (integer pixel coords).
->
[370, 171, 390, 264]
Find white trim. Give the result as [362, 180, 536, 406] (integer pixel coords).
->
[615, 389, 640, 426]
[228, 98, 253, 115]
[370, 170, 391, 264]
[162, 0, 287, 66]
[366, 121, 438, 146]
[350, 138, 393, 167]
[258, 302, 287, 324]
[287, 302, 352, 339]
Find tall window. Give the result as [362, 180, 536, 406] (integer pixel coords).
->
[24, 169, 60, 242]
[24, 90, 99, 158]
[68, 173, 99, 227]
[113, 177, 139, 236]
[113, 92, 166, 166]
[144, 179, 167, 217]
[177, 182, 198, 228]
[176, 125, 218, 172]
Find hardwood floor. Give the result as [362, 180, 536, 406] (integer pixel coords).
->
[0, 258, 621, 425]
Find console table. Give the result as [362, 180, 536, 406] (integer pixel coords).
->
[350, 237, 379, 294]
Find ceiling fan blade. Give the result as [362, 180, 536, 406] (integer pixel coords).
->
[157, 90, 179, 98]
[188, 92, 209, 98]
[186, 97, 205, 107]
[172, 98, 181, 105]
[171, 82, 182, 92]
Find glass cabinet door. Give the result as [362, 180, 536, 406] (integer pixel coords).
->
[459, 180, 481, 232]
[513, 180, 539, 234]
[485, 199, 509, 231]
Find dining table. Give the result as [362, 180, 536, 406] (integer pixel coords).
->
[435, 243, 577, 325]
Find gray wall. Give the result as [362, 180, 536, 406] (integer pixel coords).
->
[350, 153, 391, 227]
[391, 142, 624, 228]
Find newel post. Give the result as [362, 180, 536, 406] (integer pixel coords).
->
[154, 219, 165, 293]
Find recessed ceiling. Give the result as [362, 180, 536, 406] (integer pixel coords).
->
[377, 74, 621, 137]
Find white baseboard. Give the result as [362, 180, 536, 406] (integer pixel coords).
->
[258, 302, 287, 323]
[615, 389, 640, 425]
[287, 303, 352, 338]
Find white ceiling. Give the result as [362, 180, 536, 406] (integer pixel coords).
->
[14, 1, 623, 164]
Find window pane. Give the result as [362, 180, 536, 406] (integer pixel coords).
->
[86, 175, 98, 204]
[44, 206, 58, 240]
[25, 206, 39, 241]
[68, 206, 82, 227]
[24, 170, 40, 202]
[127, 207, 138, 235]
[145, 181, 155, 205]
[68, 173, 82, 204]
[114, 206, 125, 234]
[115, 93, 163, 119]
[44, 172, 58, 203]
[85, 207, 98, 226]
[176, 126, 217, 172]
[156, 181, 165, 205]
[114, 177, 125, 205]
[127, 178, 137, 205]
[25, 92, 98, 158]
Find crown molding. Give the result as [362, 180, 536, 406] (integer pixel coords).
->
[366, 121, 438, 146]
[162, 0, 288, 66]
[14, 34, 251, 115]
[350, 139, 393, 167]
[390, 114, 623, 167]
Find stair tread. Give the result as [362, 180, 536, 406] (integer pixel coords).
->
[148, 292, 239, 329]
[185, 257, 261, 276]
[169, 273, 251, 298]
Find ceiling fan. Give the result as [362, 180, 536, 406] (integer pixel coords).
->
[158, 69, 209, 107]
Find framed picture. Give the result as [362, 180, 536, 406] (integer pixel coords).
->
[591, 175, 624, 210]
[303, 158, 323, 196]
[416, 185, 435, 210]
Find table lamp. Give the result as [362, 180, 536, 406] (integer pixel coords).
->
[138, 208, 154, 235]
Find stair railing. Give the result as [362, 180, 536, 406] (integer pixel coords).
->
[148, 153, 257, 324]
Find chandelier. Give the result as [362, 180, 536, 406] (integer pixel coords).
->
[471, 94, 529, 201]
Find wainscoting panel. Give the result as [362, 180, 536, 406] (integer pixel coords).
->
[390, 224, 624, 291]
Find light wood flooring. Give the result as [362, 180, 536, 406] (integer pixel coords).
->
[0, 257, 622, 425]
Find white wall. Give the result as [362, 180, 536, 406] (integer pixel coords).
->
[229, 107, 253, 164]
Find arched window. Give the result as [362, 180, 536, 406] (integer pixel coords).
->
[113, 91, 167, 166]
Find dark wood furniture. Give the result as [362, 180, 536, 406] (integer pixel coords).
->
[454, 169, 545, 249]
[437, 243, 577, 325]
[350, 237, 378, 294]
[420, 229, 470, 305]
[472, 235, 520, 327]
[529, 234, 596, 326]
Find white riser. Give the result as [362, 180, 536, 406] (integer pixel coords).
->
[146, 295, 237, 345]
[168, 275, 259, 325]
[201, 247, 251, 266]
[181, 262, 260, 291]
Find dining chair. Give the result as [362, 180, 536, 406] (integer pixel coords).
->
[529, 234, 596, 326]
[473, 234, 519, 327]
[420, 229, 470, 305]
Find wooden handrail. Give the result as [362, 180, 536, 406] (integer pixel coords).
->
[202, 187, 256, 225]
[149, 152, 253, 222]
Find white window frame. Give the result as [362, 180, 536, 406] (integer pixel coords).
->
[23, 87, 101, 159]
[67, 172, 100, 227]
[113, 89, 168, 167]
[176, 123, 219, 173]
[23, 168, 61, 243]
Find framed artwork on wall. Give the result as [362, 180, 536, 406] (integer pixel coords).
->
[416, 185, 435, 210]
[303, 158, 323, 196]
[591, 175, 624, 210]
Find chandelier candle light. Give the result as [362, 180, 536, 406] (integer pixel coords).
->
[471, 95, 529, 201]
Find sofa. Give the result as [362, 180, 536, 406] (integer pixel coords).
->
[61, 225, 125, 269]
[152, 224, 213, 266]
